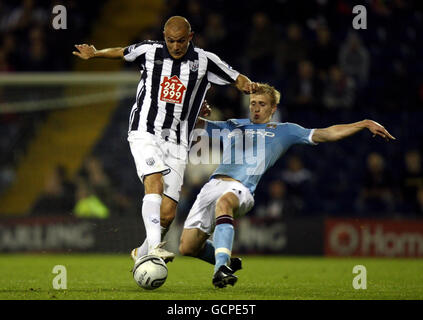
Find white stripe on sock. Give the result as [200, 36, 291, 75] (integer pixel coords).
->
[215, 247, 231, 256]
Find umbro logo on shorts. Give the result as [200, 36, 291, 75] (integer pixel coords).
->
[232, 188, 241, 195]
[151, 218, 159, 224]
[146, 157, 155, 166]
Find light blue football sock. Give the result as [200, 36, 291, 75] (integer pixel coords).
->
[213, 222, 234, 274]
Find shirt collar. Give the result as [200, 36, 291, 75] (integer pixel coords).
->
[229, 119, 252, 127]
[229, 119, 279, 128]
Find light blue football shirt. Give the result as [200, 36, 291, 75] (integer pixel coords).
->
[204, 118, 316, 194]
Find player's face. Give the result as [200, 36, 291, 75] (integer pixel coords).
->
[164, 27, 193, 59]
[249, 94, 276, 124]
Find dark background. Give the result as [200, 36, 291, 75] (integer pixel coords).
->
[0, 0, 422, 224]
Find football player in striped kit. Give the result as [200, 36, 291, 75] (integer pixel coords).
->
[73, 16, 258, 265]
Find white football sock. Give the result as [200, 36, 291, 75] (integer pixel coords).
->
[141, 193, 162, 253]
[137, 225, 170, 258]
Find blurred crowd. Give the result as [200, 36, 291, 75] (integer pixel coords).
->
[1, 0, 423, 219]
[31, 154, 133, 218]
[0, 0, 101, 72]
[159, 0, 421, 116]
[0, 0, 102, 197]
[28, 144, 423, 219]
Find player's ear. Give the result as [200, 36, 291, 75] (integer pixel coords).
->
[188, 31, 194, 41]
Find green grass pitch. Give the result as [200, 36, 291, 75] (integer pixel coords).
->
[0, 253, 422, 300]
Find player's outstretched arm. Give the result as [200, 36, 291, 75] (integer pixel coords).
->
[72, 44, 124, 60]
[235, 74, 258, 94]
[312, 119, 396, 143]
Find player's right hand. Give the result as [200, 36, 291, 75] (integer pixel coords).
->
[200, 100, 211, 117]
[72, 44, 96, 60]
[367, 120, 396, 141]
[244, 81, 258, 94]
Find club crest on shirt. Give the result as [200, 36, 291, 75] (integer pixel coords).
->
[266, 123, 277, 129]
[189, 60, 199, 72]
[232, 188, 241, 195]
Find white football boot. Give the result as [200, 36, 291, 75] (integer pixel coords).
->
[149, 241, 175, 263]
[130, 248, 139, 262]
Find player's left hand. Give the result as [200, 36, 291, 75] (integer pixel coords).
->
[243, 81, 258, 94]
[200, 100, 211, 117]
[235, 75, 258, 94]
[367, 120, 396, 141]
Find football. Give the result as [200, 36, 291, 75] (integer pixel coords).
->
[132, 254, 168, 290]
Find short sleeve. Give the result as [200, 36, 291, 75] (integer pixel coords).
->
[204, 51, 240, 85]
[123, 41, 152, 62]
[286, 123, 317, 145]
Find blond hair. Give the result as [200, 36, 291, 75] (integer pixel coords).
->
[254, 83, 281, 106]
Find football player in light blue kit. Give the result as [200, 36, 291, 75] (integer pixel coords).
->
[179, 83, 395, 288]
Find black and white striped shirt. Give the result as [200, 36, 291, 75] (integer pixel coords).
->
[123, 40, 240, 149]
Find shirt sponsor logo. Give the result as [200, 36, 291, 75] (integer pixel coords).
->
[160, 75, 187, 104]
[227, 130, 275, 138]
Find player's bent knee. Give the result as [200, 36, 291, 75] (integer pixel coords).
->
[178, 243, 187, 256]
[179, 241, 195, 256]
[179, 236, 201, 257]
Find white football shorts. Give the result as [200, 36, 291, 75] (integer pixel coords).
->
[183, 178, 255, 235]
[128, 131, 187, 202]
